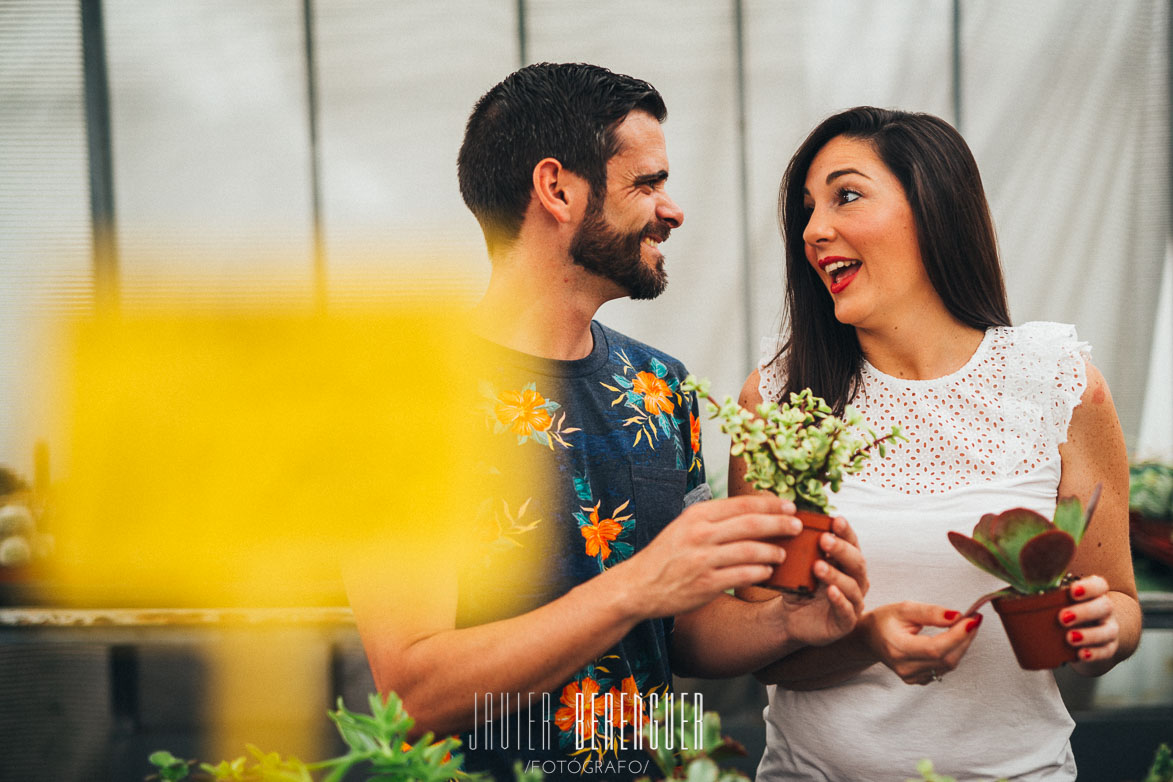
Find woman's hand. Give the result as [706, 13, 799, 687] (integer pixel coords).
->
[1063, 575, 1120, 670]
[776, 515, 870, 646]
[860, 602, 983, 685]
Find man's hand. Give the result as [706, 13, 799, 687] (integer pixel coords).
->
[666, 505, 868, 677]
[608, 495, 800, 621]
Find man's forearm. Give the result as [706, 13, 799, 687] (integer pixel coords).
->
[354, 494, 802, 737]
[361, 564, 644, 739]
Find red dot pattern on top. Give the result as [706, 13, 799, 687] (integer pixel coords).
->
[756, 323, 1089, 495]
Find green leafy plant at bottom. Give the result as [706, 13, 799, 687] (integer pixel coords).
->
[148, 691, 754, 782]
[906, 759, 1007, 782]
[1145, 743, 1173, 782]
[147, 692, 489, 782]
[636, 698, 749, 782]
[907, 742, 1173, 782]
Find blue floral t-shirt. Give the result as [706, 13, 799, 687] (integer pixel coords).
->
[458, 320, 706, 780]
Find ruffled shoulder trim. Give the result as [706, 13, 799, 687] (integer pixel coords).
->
[1009, 321, 1089, 355]
[1001, 321, 1091, 448]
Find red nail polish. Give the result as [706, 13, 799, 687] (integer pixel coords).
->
[1081, 649, 1093, 661]
[1072, 585, 1086, 598]
[965, 617, 980, 633]
[1070, 631, 1084, 643]
[944, 610, 960, 621]
[1061, 611, 1076, 625]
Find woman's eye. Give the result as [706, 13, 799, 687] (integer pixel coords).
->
[837, 188, 861, 204]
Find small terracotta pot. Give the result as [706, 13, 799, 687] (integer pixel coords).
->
[758, 510, 833, 593]
[992, 587, 1078, 670]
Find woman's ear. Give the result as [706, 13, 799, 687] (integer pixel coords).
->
[532, 157, 589, 224]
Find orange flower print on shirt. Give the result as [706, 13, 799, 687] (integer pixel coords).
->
[690, 410, 701, 454]
[485, 382, 579, 448]
[581, 509, 622, 560]
[632, 371, 674, 416]
[578, 499, 633, 564]
[554, 676, 604, 745]
[606, 676, 646, 732]
[601, 349, 687, 458]
[494, 387, 553, 437]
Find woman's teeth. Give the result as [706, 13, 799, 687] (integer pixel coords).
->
[824, 259, 858, 274]
[826, 259, 860, 282]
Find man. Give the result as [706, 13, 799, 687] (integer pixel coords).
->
[348, 63, 868, 780]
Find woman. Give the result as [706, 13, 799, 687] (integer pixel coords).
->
[735, 107, 1141, 780]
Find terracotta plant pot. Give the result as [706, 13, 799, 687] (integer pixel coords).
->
[759, 509, 833, 593]
[992, 587, 1078, 670]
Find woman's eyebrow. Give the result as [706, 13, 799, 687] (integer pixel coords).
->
[826, 167, 870, 184]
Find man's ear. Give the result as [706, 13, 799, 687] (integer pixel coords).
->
[532, 157, 589, 224]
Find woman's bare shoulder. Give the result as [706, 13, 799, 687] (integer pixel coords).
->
[739, 369, 765, 408]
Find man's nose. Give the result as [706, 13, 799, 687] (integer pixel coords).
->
[657, 193, 684, 228]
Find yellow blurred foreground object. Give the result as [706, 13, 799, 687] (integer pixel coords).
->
[46, 306, 516, 607]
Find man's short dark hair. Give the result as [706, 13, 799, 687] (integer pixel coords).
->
[457, 62, 667, 255]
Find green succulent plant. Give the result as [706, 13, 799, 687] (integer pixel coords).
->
[948, 485, 1101, 608]
[681, 376, 903, 514]
[1130, 461, 1173, 520]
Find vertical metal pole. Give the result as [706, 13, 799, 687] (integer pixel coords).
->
[952, 0, 963, 132]
[516, 0, 528, 68]
[733, 0, 754, 372]
[80, 0, 119, 311]
[303, 0, 326, 312]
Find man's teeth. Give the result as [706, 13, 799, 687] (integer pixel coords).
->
[642, 237, 660, 247]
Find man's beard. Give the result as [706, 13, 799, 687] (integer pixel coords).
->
[569, 198, 670, 301]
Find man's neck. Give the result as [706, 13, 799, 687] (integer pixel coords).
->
[472, 251, 616, 361]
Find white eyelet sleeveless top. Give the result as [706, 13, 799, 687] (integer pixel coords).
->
[754, 322, 1089, 782]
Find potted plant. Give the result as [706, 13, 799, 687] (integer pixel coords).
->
[1129, 461, 1173, 568]
[947, 485, 1101, 670]
[682, 377, 904, 593]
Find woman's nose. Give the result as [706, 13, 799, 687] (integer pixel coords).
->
[802, 206, 834, 246]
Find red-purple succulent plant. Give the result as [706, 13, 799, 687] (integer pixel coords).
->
[949, 485, 1101, 605]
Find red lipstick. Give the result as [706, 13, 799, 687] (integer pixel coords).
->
[818, 256, 861, 294]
